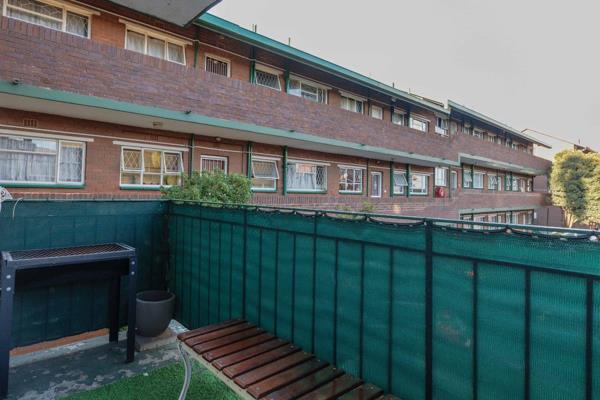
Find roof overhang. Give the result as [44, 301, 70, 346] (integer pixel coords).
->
[448, 100, 552, 148]
[459, 206, 541, 215]
[459, 153, 547, 176]
[108, 0, 222, 27]
[0, 82, 458, 168]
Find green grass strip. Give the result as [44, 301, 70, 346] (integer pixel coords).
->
[62, 362, 240, 400]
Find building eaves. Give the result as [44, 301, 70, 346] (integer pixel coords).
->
[195, 13, 449, 115]
[448, 100, 552, 148]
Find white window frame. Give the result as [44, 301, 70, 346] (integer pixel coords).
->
[3, 0, 96, 38]
[204, 53, 231, 77]
[370, 171, 382, 198]
[251, 157, 279, 192]
[371, 105, 383, 120]
[410, 116, 429, 133]
[338, 165, 364, 194]
[122, 20, 189, 65]
[288, 76, 329, 104]
[488, 174, 498, 190]
[0, 133, 86, 186]
[473, 171, 485, 189]
[410, 173, 429, 195]
[435, 117, 449, 136]
[286, 160, 328, 193]
[473, 129, 484, 139]
[393, 171, 408, 194]
[340, 92, 365, 114]
[392, 110, 406, 126]
[119, 146, 184, 188]
[463, 168, 473, 188]
[254, 65, 282, 91]
[434, 167, 448, 187]
[200, 155, 228, 174]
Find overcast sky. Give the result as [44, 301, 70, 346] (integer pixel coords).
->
[210, 0, 600, 159]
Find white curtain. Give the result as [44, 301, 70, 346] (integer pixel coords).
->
[167, 43, 184, 64]
[59, 144, 83, 182]
[65, 12, 88, 37]
[126, 31, 145, 53]
[7, 0, 62, 30]
[0, 152, 56, 182]
[147, 37, 165, 59]
[287, 164, 317, 190]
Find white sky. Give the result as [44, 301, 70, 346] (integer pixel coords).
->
[210, 0, 600, 159]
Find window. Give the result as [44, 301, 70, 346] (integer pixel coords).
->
[4, 0, 90, 37]
[473, 172, 485, 189]
[463, 125, 472, 135]
[393, 171, 408, 194]
[0, 134, 85, 185]
[338, 166, 363, 193]
[473, 129, 483, 139]
[435, 168, 447, 187]
[488, 175, 498, 190]
[527, 178, 533, 192]
[410, 174, 428, 195]
[497, 176, 502, 191]
[251, 158, 279, 191]
[254, 67, 281, 91]
[371, 105, 383, 120]
[487, 134, 496, 143]
[120, 147, 183, 187]
[288, 77, 327, 104]
[201, 155, 227, 173]
[463, 169, 472, 188]
[205, 55, 230, 76]
[125, 27, 186, 64]
[435, 118, 448, 136]
[450, 170, 458, 190]
[340, 95, 363, 114]
[371, 171, 382, 197]
[512, 177, 519, 191]
[410, 117, 429, 133]
[286, 162, 327, 192]
[392, 110, 405, 126]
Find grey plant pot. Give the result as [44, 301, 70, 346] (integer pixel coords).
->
[136, 290, 175, 337]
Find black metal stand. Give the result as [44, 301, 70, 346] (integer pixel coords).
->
[0, 243, 137, 399]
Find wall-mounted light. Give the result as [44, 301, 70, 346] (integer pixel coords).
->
[152, 121, 163, 128]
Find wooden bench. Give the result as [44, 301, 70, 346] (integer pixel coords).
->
[177, 319, 400, 400]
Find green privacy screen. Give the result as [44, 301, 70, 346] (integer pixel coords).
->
[168, 203, 600, 400]
[0, 200, 168, 348]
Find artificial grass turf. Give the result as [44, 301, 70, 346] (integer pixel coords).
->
[63, 362, 240, 400]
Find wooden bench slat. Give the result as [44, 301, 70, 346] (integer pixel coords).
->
[184, 322, 255, 347]
[203, 333, 276, 362]
[246, 358, 328, 399]
[337, 384, 384, 400]
[262, 366, 345, 400]
[177, 319, 245, 341]
[223, 344, 301, 380]
[212, 338, 289, 371]
[234, 350, 313, 388]
[192, 327, 264, 354]
[296, 374, 363, 400]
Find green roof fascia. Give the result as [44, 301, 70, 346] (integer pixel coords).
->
[458, 153, 547, 176]
[0, 81, 458, 167]
[459, 205, 540, 215]
[196, 14, 449, 116]
[448, 100, 552, 148]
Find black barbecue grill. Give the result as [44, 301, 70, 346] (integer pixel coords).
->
[0, 243, 137, 398]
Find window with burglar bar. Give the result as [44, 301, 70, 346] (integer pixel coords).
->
[201, 156, 227, 174]
[3, 0, 90, 37]
[205, 55, 230, 77]
[339, 167, 363, 193]
[254, 69, 281, 90]
[286, 162, 327, 192]
[120, 147, 183, 187]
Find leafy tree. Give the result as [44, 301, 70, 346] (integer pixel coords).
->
[161, 170, 252, 204]
[584, 153, 600, 225]
[549, 150, 595, 227]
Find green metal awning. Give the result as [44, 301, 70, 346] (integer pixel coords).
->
[110, 0, 222, 27]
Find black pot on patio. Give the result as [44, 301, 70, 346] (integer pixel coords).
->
[135, 290, 175, 337]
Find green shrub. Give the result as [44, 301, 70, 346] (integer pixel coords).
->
[161, 171, 252, 204]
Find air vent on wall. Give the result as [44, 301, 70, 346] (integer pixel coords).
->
[23, 118, 38, 128]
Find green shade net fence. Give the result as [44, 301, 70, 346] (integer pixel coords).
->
[168, 202, 600, 400]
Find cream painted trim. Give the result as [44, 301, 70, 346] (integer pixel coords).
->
[0, 128, 94, 142]
[42, 0, 98, 16]
[255, 64, 283, 75]
[289, 75, 331, 91]
[287, 159, 331, 166]
[251, 155, 281, 162]
[338, 164, 367, 170]
[112, 140, 189, 152]
[339, 91, 367, 102]
[119, 19, 192, 46]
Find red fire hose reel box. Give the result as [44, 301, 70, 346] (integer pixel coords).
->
[435, 186, 445, 198]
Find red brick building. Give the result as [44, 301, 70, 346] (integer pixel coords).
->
[0, 0, 552, 223]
